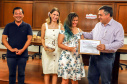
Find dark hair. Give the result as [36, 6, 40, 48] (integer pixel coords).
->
[13, 7, 24, 14]
[46, 7, 60, 24]
[64, 12, 78, 40]
[99, 5, 113, 17]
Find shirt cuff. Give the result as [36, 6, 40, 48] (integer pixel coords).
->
[105, 44, 117, 52]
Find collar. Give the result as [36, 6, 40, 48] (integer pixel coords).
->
[13, 21, 25, 26]
[108, 18, 113, 26]
[101, 18, 113, 26]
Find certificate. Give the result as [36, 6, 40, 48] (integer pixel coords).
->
[78, 39, 101, 55]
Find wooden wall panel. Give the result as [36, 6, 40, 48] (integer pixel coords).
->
[49, 2, 71, 24]
[33, 2, 49, 29]
[31, 0, 127, 2]
[33, 1, 71, 30]
[116, 3, 127, 34]
[1, 0, 126, 33]
[73, 2, 114, 32]
[0, 1, 4, 27]
[3, 1, 33, 26]
[0, 1, 2, 27]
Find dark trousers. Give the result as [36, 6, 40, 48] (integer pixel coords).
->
[7, 57, 27, 84]
[88, 53, 115, 84]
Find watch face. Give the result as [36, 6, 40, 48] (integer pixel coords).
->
[52, 40, 55, 46]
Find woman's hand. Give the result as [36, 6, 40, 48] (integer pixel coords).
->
[44, 46, 49, 51]
[44, 46, 55, 52]
[69, 47, 76, 53]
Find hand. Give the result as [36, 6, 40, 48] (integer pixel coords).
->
[97, 44, 105, 51]
[10, 48, 18, 53]
[16, 49, 24, 55]
[44, 46, 49, 51]
[69, 47, 76, 53]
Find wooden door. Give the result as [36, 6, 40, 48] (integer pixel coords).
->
[116, 3, 127, 35]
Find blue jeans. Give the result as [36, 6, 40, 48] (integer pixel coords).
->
[88, 53, 115, 84]
[7, 57, 27, 84]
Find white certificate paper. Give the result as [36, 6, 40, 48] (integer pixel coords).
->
[79, 39, 101, 55]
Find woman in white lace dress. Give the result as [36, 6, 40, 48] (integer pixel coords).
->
[41, 7, 62, 84]
[58, 12, 85, 84]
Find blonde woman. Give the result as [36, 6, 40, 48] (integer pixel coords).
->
[41, 7, 62, 84]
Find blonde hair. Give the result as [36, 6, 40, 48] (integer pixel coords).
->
[46, 7, 61, 24]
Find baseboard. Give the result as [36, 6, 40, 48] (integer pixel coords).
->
[0, 48, 38, 54]
[0, 80, 9, 84]
[0, 48, 7, 51]
[0, 80, 29, 84]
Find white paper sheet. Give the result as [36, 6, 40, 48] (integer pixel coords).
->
[79, 40, 100, 55]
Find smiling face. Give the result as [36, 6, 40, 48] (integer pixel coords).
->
[13, 9, 24, 23]
[50, 11, 59, 22]
[72, 16, 78, 27]
[98, 9, 110, 25]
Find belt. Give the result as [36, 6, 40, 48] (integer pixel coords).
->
[100, 52, 115, 55]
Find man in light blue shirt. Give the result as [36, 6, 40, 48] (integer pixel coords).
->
[83, 5, 124, 84]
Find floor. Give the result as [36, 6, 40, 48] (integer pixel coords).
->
[0, 51, 127, 84]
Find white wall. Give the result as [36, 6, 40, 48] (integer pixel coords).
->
[120, 36, 127, 60]
[0, 28, 127, 60]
